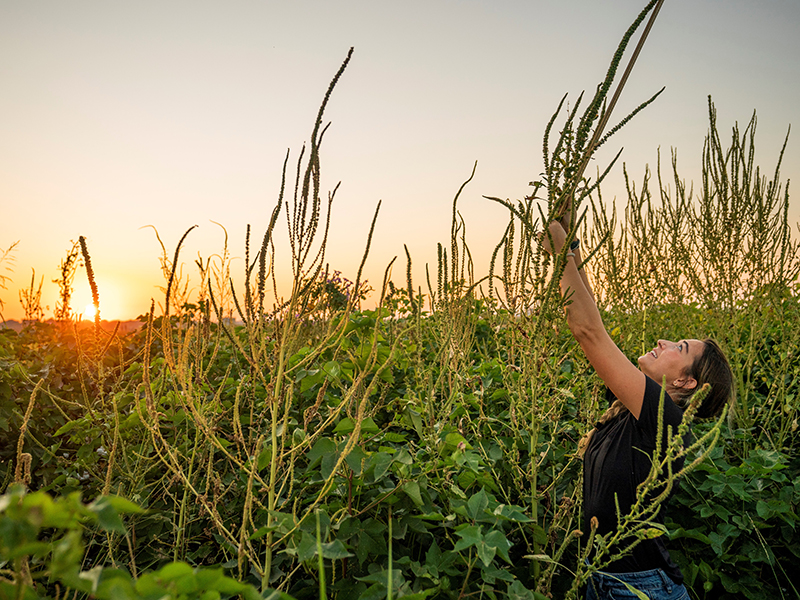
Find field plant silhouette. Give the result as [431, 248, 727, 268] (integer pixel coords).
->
[2, 1, 800, 599]
[53, 241, 80, 324]
[0, 241, 19, 322]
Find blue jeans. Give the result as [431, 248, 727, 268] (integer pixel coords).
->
[585, 567, 691, 599]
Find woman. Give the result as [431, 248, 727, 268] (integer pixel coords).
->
[541, 220, 733, 600]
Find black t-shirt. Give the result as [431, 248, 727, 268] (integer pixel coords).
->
[582, 375, 688, 583]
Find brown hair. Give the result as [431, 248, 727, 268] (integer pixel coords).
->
[669, 338, 734, 419]
[577, 338, 734, 456]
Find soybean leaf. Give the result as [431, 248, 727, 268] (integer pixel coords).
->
[475, 540, 496, 566]
[307, 437, 337, 470]
[104, 496, 144, 514]
[297, 531, 317, 563]
[334, 417, 356, 435]
[345, 445, 368, 475]
[480, 563, 515, 584]
[402, 481, 424, 507]
[453, 525, 483, 552]
[466, 488, 489, 521]
[369, 452, 393, 482]
[88, 497, 126, 534]
[339, 516, 386, 565]
[532, 523, 548, 546]
[361, 416, 380, 435]
[484, 529, 513, 564]
[54, 420, 80, 436]
[249, 525, 273, 541]
[493, 504, 533, 523]
[321, 539, 353, 560]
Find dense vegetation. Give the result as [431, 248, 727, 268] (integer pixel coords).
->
[2, 3, 799, 599]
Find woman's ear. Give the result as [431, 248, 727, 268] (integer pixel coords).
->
[673, 376, 698, 391]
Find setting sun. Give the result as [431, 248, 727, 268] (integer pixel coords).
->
[64, 277, 132, 322]
[82, 303, 97, 321]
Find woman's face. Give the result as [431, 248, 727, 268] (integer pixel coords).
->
[638, 338, 705, 390]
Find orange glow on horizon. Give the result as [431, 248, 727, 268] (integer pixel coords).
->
[81, 303, 97, 321]
[68, 277, 132, 322]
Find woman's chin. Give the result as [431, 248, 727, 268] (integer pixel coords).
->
[637, 355, 652, 376]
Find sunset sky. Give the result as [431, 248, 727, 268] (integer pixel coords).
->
[1, 0, 799, 322]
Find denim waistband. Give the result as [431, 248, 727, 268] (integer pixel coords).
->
[588, 566, 676, 596]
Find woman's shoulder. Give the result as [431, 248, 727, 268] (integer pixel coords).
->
[640, 375, 685, 428]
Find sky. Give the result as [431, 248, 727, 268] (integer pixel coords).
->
[1, 0, 799, 322]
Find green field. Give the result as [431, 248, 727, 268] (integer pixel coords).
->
[2, 4, 799, 599]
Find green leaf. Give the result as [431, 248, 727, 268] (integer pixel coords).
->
[297, 531, 317, 563]
[323, 360, 342, 381]
[479, 564, 515, 584]
[321, 451, 340, 480]
[466, 488, 489, 521]
[135, 572, 167, 596]
[444, 432, 468, 451]
[95, 571, 138, 600]
[484, 529, 513, 564]
[104, 496, 144, 514]
[532, 523, 548, 546]
[395, 588, 439, 600]
[249, 525, 274, 541]
[9, 541, 51, 560]
[79, 566, 104, 594]
[50, 531, 84, 577]
[321, 539, 353, 560]
[334, 417, 356, 435]
[257, 446, 272, 471]
[154, 561, 194, 581]
[88, 497, 127, 534]
[620, 581, 650, 599]
[345, 445, 367, 475]
[339, 516, 386, 565]
[299, 369, 323, 393]
[54, 420, 81, 436]
[307, 438, 337, 471]
[642, 527, 666, 539]
[370, 452, 393, 482]
[262, 590, 300, 600]
[507, 580, 548, 600]
[0, 581, 39, 600]
[493, 504, 533, 523]
[453, 525, 483, 552]
[377, 367, 394, 383]
[402, 481, 424, 507]
[356, 568, 402, 585]
[475, 540, 496, 566]
[393, 448, 413, 465]
[425, 539, 442, 567]
[193, 568, 224, 589]
[361, 416, 380, 434]
[405, 408, 424, 437]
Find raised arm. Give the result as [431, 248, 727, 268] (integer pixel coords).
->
[568, 236, 595, 304]
[543, 221, 646, 418]
[557, 195, 595, 303]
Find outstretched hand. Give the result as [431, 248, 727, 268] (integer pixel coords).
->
[557, 192, 575, 231]
[539, 221, 568, 256]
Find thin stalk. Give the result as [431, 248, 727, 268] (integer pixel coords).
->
[387, 506, 393, 600]
[173, 425, 201, 562]
[316, 510, 327, 600]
